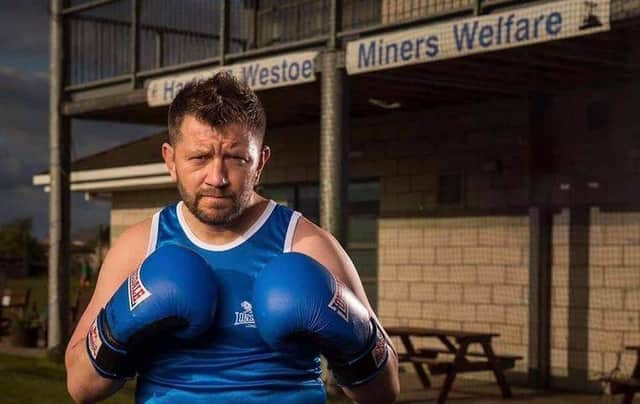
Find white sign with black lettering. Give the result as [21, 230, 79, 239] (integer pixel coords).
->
[147, 51, 318, 107]
[346, 0, 610, 75]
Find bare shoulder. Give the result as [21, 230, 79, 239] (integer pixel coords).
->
[290, 217, 344, 275]
[98, 217, 153, 283]
[290, 216, 372, 309]
[110, 217, 153, 255]
[67, 217, 153, 348]
[90, 217, 154, 306]
[290, 216, 334, 250]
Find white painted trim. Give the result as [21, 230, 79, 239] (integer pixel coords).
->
[283, 211, 301, 253]
[176, 200, 276, 251]
[72, 176, 173, 191]
[33, 163, 168, 186]
[146, 211, 160, 257]
[39, 175, 174, 193]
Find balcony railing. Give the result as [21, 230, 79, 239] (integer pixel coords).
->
[63, 0, 640, 90]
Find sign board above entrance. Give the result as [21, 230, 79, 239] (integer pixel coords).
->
[147, 51, 318, 107]
[346, 0, 610, 75]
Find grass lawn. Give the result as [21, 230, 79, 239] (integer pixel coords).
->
[0, 352, 135, 404]
[0, 352, 352, 403]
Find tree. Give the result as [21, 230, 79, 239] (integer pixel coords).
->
[0, 217, 46, 276]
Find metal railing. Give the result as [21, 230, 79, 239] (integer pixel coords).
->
[68, 15, 131, 86]
[379, 0, 472, 24]
[63, 0, 640, 91]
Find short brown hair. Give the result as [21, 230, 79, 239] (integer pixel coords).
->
[167, 72, 266, 145]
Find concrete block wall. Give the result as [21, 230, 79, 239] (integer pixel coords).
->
[364, 98, 531, 216]
[589, 209, 640, 377]
[260, 124, 319, 185]
[548, 82, 640, 385]
[551, 208, 640, 384]
[547, 81, 640, 206]
[378, 215, 530, 375]
[363, 98, 532, 379]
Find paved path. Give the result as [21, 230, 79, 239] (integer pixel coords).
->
[398, 372, 634, 403]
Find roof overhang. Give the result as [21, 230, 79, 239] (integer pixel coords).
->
[33, 163, 174, 193]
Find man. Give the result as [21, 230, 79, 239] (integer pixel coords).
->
[65, 73, 400, 403]
[79, 259, 92, 288]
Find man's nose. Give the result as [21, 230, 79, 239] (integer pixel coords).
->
[205, 157, 229, 187]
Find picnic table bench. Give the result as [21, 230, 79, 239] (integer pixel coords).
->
[387, 326, 523, 403]
[0, 287, 31, 335]
[600, 346, 640, 404]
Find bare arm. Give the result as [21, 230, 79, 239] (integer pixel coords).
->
[65, 219, 151, 403]
[291, 217, 400, 404]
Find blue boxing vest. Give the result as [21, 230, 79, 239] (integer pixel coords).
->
[134, 200, 325, 404]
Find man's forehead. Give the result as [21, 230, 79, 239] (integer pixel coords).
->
[179, 116, 254, 144]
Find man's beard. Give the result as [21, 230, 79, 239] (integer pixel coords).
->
[177, 180, 253, 227]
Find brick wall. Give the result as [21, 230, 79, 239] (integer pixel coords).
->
[592, 209, 640, 378]
[357, 97, 533, 378]
[260, 124, 319, 185]
[378, 215, 530, 375]
[552, 208, 640, 383]
[547, 82, 640, 387]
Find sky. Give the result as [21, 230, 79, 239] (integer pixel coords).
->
[0, 0, 161, 239]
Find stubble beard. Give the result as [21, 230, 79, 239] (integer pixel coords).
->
[177, 180, 254, 227]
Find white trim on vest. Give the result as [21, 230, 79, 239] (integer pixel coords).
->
[176, 200, 277, 251]
[283, 211, 302, 253]
[146, 211, 161, 257]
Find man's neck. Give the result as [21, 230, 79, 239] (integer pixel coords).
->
[180, 194, 269, 246]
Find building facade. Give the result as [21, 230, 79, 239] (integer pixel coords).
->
[38, 0, 640, 392]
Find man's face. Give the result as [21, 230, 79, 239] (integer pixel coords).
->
[162, 115, 269, 227]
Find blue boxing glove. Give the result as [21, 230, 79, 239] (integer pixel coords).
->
[86, 244, 218, 379]
[253, 252, 389, 387]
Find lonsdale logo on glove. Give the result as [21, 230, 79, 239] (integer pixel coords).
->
[372, 330, 387, 368]
[87, 319, 102, 360]
[328, 280, 349, 322]
[128, 267, 151, 311]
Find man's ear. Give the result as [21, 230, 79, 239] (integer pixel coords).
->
[162, 142, 177, 182]
[255, 145, 271, 184]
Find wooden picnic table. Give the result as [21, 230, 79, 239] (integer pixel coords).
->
[0, 288, 31, 335]
[628, 346, 640, 378]
[387, 326, 522, 404]
[605, 346, 640, 404]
